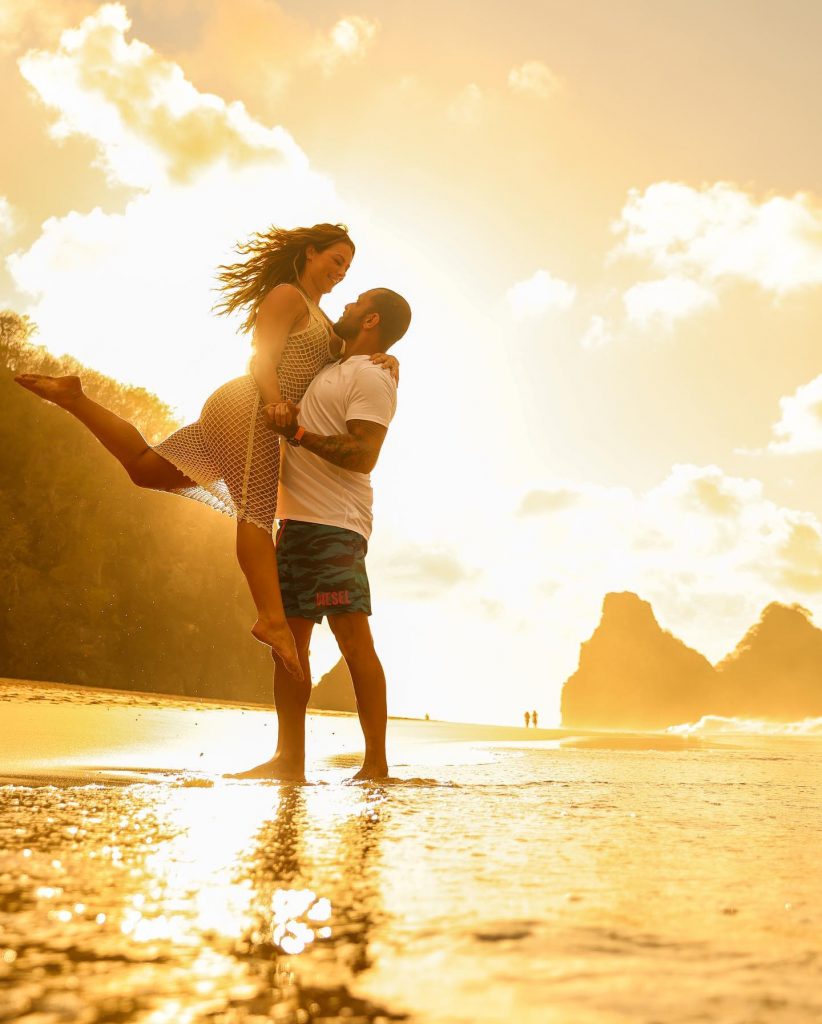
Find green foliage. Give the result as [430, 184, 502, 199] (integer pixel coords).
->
[0, 311, 273, 702]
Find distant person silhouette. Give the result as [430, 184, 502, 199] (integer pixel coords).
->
[532, 710, 538, 729]
[524, 711, 531, 728]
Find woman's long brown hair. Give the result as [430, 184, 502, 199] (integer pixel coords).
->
[214, 223, 355, 334]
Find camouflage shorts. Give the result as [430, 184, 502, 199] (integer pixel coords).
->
[276, 520, 371, 623]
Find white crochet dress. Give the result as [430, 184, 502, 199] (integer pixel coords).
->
[154, 291, 333, 532]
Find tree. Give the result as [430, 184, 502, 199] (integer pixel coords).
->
[0, 311, 273, 702]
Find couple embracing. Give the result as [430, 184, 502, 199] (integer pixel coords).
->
[16, 223, 412, 782]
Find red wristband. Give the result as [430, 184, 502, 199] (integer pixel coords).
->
[287, 425, 305, 447]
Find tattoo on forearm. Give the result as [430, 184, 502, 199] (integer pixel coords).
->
[297, 420, 386, 473]
[301, 432, 374, 472]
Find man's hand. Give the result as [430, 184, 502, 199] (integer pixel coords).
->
[264, 399, 301, 438]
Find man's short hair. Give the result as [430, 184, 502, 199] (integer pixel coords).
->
[367, 288, 412, 347]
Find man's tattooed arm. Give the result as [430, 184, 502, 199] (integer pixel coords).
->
[298, 419, 388, 474]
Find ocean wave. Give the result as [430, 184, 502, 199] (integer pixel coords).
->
[667, 715, 822, 737]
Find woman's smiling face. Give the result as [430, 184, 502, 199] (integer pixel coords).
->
[306, 241, 354, 294]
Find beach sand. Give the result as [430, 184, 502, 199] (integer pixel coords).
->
[1, 677, 591, 785]
[1, 679, 820, 1023]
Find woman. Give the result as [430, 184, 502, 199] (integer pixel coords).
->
[15, 222, 397, 680]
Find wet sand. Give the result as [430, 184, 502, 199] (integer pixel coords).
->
[1, 677, 608, 785]
[2, 679, 820, 1023]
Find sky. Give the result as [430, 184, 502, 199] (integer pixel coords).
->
[2, 0, 822, 724]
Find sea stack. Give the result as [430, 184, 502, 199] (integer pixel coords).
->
[714, 602, 822, 719]
[560, 592, 715, 729]
[307, 658, 357, 713]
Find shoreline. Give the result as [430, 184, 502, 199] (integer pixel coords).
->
[4, 677, 819, 745]
[0, 677, 585, 786]
[1, 674, 569, 735]
[0, 676, 718, 787]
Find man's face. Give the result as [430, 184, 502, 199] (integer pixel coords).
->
[334, 292, 374, 340]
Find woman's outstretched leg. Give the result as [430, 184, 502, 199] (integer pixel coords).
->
[16, 373, 302, 672]
[14, 373, 191, 489]
[236, 520, 303, 680]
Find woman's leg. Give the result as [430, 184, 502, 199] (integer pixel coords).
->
[226, 617, 313, 780]
[15, 373, 191, 489]
[236, 520, 303, 679]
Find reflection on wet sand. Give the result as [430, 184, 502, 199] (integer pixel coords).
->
[0, 780, 406, 1022]
[238, 787, 398, 1017]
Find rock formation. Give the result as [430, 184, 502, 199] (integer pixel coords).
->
[560, 593, 822, 729]
[561, 592, 715, 729]
[308, 658, 357, 713]
[713, 602, 822, 719]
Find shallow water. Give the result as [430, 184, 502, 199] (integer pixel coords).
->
[1, 683, 820, 1023]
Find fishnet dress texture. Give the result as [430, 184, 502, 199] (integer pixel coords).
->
[154, 294, 332, 532]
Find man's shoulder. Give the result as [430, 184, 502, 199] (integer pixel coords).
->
[347, 357, 397, 393]
[343, 357, 397, 424]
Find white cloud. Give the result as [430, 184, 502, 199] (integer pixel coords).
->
[7, 2, 342, 418]
[18, 3, 308, 191]
[623, 275, 717, 328]
[580, 314, 613, 349]
[447, 83, 484, 124]
[613, 181, 822, 295]
[512, 463, 822, 664]
[768, 373, 822, 454]
[0, 196, 17, 240]
[772, 518, 822, 592]
[518, 487, 581, 515]
[381, 544, 478, 600]
[507, 60, 562, 100]
[648, 463, 763, 518]
[311, 14, 379, 74]
[506, 269, 576, 319]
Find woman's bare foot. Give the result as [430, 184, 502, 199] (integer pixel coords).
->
[14, 374, 84, 407]
[251, 619, 304, 680]
[225, 756, 305, 782]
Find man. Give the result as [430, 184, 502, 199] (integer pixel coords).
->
[233, 287, 412, 782]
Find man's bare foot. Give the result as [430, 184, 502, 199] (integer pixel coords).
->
[14, 374, 84, 407]
[251, 619, 303, 680]
[225, 756, 305, 782]
[350, 759, 389, 782]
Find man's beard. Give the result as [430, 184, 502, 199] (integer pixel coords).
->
[333, 316, 358, 340]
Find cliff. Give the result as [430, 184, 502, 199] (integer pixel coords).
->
[308, 658, 357, 713]
[1, 311, 273, 703]
[560, 593, 822, 729]
[713, 602, 822, 719]
[560, 592, 715, 729]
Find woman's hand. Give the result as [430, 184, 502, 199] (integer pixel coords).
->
[370, 352, 400, 385]
[263, 400, 301, 437]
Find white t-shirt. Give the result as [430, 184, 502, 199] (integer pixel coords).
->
[277, 356, 398, 540]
